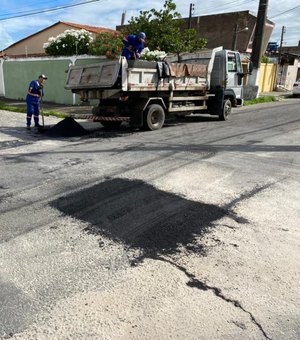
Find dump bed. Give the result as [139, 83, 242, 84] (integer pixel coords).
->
[65, 47, 223, 95]
[65, 59, 120, 91]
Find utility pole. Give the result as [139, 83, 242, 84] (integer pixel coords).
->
[277, 26, 286, 66]
[121, 10, 126, 26]
[249, 0, 269, 88]
[232, 24, 238, 51]
[277, 26, 286, 86]
[188, 3, 195, 29]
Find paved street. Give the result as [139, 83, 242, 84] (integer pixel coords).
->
[0, 98, 299, 339]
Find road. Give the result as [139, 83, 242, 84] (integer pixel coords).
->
[0, 98, 299, 339]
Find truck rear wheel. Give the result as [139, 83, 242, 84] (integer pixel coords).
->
[143, 104, 165, 130]
[219, 99, 231, 121]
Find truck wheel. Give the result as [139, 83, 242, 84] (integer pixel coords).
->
[143, 104, 165, 130]
[101, 121, 122, 129]
[219, 99, 231, 121]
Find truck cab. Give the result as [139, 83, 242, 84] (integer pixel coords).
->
[210, 49, 244, 106]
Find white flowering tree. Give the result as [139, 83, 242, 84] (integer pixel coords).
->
[43, 29, 93, 56]
[140, 47, 167, 61]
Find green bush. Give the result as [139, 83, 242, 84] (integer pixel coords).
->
[89, 32, 123, 59]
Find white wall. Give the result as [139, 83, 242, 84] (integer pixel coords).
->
[0, 59, 5, 97]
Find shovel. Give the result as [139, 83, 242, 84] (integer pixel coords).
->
[37, 96, 47, 133]
[40, 96, 45, 127]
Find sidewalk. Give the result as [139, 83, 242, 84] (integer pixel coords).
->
[0, 97, 94, 116]
[259, 90, 292, 99]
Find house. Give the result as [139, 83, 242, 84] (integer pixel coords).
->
[0, 21, 116, 58]
[181, 10, 274, 53]
[281, 40, 300, 57]
[281, 41, 300, 80]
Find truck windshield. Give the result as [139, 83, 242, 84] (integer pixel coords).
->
[227, 52, 242, 73]
[227, 53, 237, 72]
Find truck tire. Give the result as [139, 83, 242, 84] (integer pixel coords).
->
[143, 104, 165, 130]
[219, 99, 231, 121]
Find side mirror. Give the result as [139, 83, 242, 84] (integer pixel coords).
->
[237, 72, 244, 85]
[248, 61, 253, 75]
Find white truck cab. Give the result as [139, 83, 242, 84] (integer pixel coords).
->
[211, 50, 244, 106]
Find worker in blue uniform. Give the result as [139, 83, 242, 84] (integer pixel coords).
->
[26, 74, 47, 129]
[121, 32, 146, 60]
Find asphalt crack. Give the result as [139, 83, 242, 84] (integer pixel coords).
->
[157, 257, 273, 340]
[225, 182, 275, 211]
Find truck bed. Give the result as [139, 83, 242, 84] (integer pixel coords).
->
[65, 47, 222, 96]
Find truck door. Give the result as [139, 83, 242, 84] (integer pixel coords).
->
[226, 51, 243, 104]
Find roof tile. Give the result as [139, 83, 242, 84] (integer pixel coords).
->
[61, 21, 116, 34]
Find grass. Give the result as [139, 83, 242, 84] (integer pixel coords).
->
[0, 101, 67, 118]
[244, 95, 277, 106]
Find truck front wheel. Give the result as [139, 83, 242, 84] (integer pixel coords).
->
[143, 104, 165, 130]
[219, 99, 231, 121]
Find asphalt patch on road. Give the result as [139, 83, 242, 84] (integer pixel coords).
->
[51, 178, 228, 259]
[42, 117, 88, 137]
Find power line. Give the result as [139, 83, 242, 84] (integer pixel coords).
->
[193, 0, 256, 16]
[270, 5, 300, 19]
[1, 0, 300, 26]
[0, 0, 67, 16]
[0, 0, 103, 21]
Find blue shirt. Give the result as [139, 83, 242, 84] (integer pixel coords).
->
[26, 80, 44, 104]
[122, 34, 145, 59]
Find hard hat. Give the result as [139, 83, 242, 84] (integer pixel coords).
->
[138, 32, 146, 41]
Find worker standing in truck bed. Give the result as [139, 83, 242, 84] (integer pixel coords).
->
[121, 32, 146, 60]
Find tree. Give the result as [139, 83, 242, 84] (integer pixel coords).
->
[44, 29, 93, 56]
[89, 32, 123, 59]
[123, 0, 206, 54]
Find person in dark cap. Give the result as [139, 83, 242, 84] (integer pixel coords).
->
[121, 32, 146, 60]
[26, 74, 47, 130]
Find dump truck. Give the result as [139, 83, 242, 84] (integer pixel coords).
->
[65, 46, 244, 130]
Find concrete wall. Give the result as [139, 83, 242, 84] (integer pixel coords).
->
[0, 54, 284, 104]
[184, 11, 255, 51]
[259, 63, 277, 92]
[1, 55, 106, 105]
[0, 59, 4, 97]
[277, 59, 299, 90]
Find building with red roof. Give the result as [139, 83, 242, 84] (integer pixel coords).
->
[1, 21, 116, 58]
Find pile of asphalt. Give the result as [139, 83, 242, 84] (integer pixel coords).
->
[43, 117, 88, 137]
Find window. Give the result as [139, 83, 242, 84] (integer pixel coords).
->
[227, 53, 237, 72]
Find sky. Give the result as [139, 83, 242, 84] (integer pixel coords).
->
[0, 0, 299, 51]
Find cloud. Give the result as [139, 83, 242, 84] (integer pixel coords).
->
[0, 25, 14, 50]
[0, 16, 53, 50]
